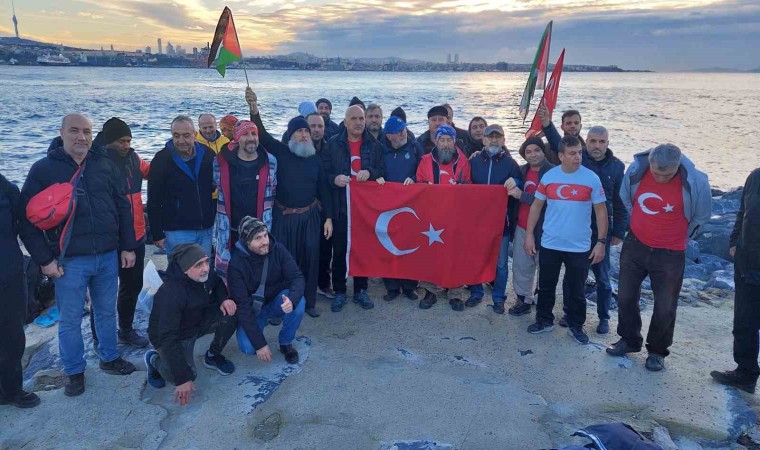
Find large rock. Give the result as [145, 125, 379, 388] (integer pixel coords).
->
[695, 188, 742, 261]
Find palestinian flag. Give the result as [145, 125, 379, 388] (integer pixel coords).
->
[518, 21, 552, 123]
[209, 7, 243, 77]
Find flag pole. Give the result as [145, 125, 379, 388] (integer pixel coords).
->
[229, 11, 250, 87]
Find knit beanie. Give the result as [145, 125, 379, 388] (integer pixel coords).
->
[316, 98, 332, 110]
[390, 107, 407, 123]
[171, 243, 208, 272]
[298, 101, 317, 117]
[220, 114, 238, 128]
[519, 137, 546, 160]
[102, 117, 132, 145]
[349, 96, 366, 109]
[238, 216, 268, 244]
[286, 116, 310, 139]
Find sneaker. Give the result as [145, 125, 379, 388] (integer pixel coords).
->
[492, 302, 505, 314]
[403, 289, 419, 301]
[384, 290, 401, 302]
[118, 329, 149, 348]
[279, 344, 299, 364]
[419, 290, 437, 309]
[527, 322, 554, 334]
[305, 307, 321, 318]
[204, 351, 235, 376]
[317, 287, 336, 299]
[353, 290, 375, 309]
[449, 298, 465, 312]
[331, 293, 347, 312]
[596, 319, 610, 335]
[710, 370, 757, 394]
[269, 317, 284, 325]
[558, 315, 569, 328]
[508, 300, 532, 316]
[606, 339, 640, 357]
[99, 357, 136, 375]
[144, 349, 166, 388]
[465, 295, 483, 307]
[646, 354, 665, 372]
[0, 390, 41, 408]
[568, 327, 589, 345]
[64, 373, 85, 397]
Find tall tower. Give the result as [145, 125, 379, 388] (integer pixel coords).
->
[157, 38, 162, 55]
[454, 53, 459, 64]
[12, 0, 20, 39]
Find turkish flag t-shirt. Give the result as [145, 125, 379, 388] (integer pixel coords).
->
[438, 161, 455, 185]
[517, 168, 540, 229]
[349, 139, 362, 179]
[630, 170, 687, 251]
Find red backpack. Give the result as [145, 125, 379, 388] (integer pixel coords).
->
[26, 161, 87, 231]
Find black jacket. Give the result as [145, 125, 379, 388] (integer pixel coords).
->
[324, 118, 341, 142]
[0, 173, 34, 280]
[227, 235, 305, 351]
[469, 149, 523, 238]
[582, 149, 628, 240]
[732, 168, 760, 280]
[147, 140, 216, 241]
[519, 159, 555, 244]
[19, 140, 137, 266]
[148, 260, 227, 385]
[322, 128, 384, 220]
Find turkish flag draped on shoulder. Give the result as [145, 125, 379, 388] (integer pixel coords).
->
[526, 48, 566, 138]
[348, 182, 508, 288]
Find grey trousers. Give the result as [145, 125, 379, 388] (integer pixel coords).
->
[154, 338, 197, 385]
[511, 226, 540, 304]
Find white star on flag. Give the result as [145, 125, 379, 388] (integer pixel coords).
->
[421, 223, 444, 246]
[663, 204, 674, 213]
[571, 189, 578, 196]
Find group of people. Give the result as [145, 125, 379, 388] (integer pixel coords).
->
[1, 86, 758, 410]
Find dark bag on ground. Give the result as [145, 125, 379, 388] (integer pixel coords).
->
[23, 255, 55, 324]
[556, 422, 664, 450]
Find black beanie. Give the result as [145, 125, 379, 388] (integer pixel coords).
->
[349, 96, 366, 109]
[238, 216, 268, 244]
[286, 116, 310, 139]
[316, 98, 332, 110]
[170, 243, 208, 273]
[427, 105, 448, 119]
[102, 117, 132, 145]
[519, 137, 546, 160]
[391, 107, 407, 123]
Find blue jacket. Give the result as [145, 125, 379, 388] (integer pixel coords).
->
[380, 137, 423, 183]
[469, 149, 523, 237]
[622, 149, 711, 240]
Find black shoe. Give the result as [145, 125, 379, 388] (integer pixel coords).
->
[203, 351, 235, 376]
[403, 289, 419, 301]
[64, 373, 85, 397]
[118, 329, 149, 348]
[99, 357, 136, 375]
[269, 317, 284, 325]
[596, 319, 610, 335]
[279, 344, 299, 364]
[710, 370, 757, 394]
[645, 354, 665, 372]
[606, 339, 640, 357]
[449, 298, 465, 312]
[558, 315, 569, 327]
[419, 290, 437, 309]
[508, 300, 532, 316]
[492, 302, 505, 314]
[306, 307, 321, 318]
[465, 295, 483, 307]
[0, 390, 41, 408]
[567, 327, 589, 345]
[384, 290, 401, 302]
[527, 322, 554, 334]
[353, 290, 375, 309]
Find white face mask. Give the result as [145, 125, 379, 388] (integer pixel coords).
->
[486, 145, 501, 156]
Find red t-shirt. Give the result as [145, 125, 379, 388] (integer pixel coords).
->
[349, 139, 362, 179]
[517, 168, 540, 229]
[630, 170, 688, 250]
[438, 161, 455, 185]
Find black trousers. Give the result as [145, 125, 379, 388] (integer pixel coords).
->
[0, 274, 26, 399]
[616, 234, 685, 357]
[383, 278, 418, 292]
[207, 310, 239, 356]
[318, 214, 333, 290]
[272, 205, 321, 310]
[118, 243, 145, 331]
[536, 246, 590, 328]
[733, 270, 760, 377]
[331, 215, 367, 294]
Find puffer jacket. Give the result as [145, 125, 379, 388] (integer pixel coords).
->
[731, 168, 760, 281]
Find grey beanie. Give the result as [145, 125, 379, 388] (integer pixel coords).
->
[170, 243, 208, 272]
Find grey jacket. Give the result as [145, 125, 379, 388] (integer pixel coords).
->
[621, 149, 711, 239]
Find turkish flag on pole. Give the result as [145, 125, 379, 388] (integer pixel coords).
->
[348, 182, 508, 288]
[526, 48, 566, 138]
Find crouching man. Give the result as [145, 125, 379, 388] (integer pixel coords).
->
[144, 243, 238, 405]
[228, 216, 306, 365]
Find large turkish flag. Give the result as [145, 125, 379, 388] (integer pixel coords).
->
[348, 182, 508, 288]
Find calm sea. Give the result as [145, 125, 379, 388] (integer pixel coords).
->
[0, 67, 757, 189]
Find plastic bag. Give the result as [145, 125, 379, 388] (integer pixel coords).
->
[137, 260, 164, 315]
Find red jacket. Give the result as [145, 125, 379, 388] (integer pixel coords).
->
[106, 147, 150, 242]
[416, 147, 471, 184]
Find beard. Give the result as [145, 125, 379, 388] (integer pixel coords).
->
[289, 139, 317, 158]
[321, 113, 330, 123]
[242, 141, 258, 155]
[486, 145, 501, 155]
[439, 148, 455, 164]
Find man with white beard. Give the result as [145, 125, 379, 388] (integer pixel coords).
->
[246, 87, 334, 318]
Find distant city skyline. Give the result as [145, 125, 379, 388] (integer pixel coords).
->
[1, 0, 759, 71]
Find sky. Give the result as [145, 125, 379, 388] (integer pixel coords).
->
[1, 0, 759, 71]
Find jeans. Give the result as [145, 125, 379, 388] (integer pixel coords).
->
[617, 233, 685, 357]
[236, 290, 306, 354]
[54, 250, 120, 375]
[512, 226, 539, 304]
[0, 274, 26, 398]
[733, 270, 760, 377]
[562, 240, 612, 320]
[331, 215, 367, 294]
[164, 228, 213, 256]
[536, 246, 590, 328]
[469, 235, 510, 303]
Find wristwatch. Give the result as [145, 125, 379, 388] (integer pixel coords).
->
[597, 237, 608, 245]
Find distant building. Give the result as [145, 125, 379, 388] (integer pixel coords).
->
[166, 41, 175, 56]
[454, 53, 459, 64]
[12, 0, 19, 39]
[192, 47, 198, 57]
[145, 46, 152, 54]
[447, 54, 452, 64]
[157, 38, 162, 55]
[110, 44, 114, 52]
